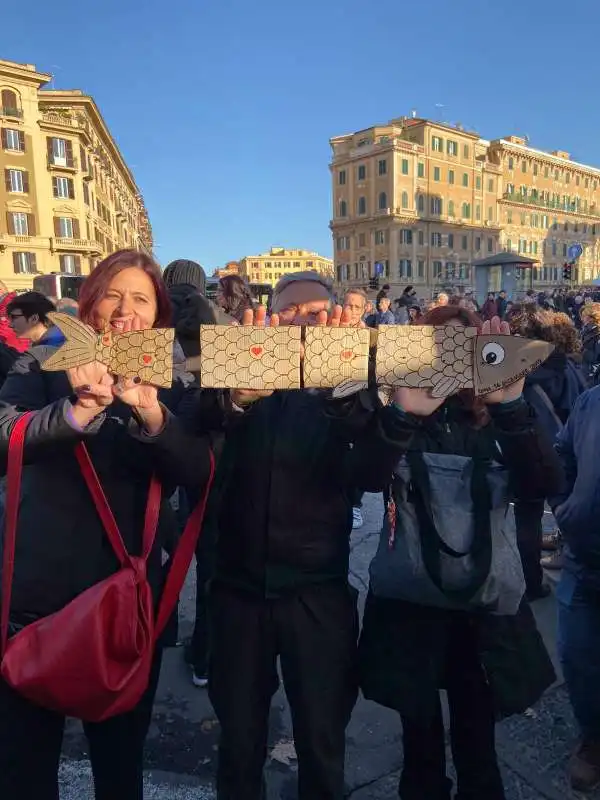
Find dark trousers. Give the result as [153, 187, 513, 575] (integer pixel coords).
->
[209, 581, 359, 800]
[399, 624, 505, 800]
[0, 650, 162, 800]
[514, 499, 544, 595]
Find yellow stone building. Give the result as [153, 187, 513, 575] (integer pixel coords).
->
[239, 247, 334, 287]
[330, 116, 600, 294]
[0, 58, 152, 290]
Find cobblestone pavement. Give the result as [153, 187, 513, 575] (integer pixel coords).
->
[58, 494, 595, 799]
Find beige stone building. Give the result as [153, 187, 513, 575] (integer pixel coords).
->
[0, 58, 152, 290]
[239, 247, 334, 286]
[330, 116, 600, 294]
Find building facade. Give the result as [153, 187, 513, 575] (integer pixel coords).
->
[0, 58, 152, 290]
[239, 247, 334, 286]
[330, 117, 600, 294]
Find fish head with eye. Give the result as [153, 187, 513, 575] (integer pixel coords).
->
[473, 334, 555, 396]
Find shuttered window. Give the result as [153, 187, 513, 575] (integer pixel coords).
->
[1, 128, 25, 151]
[12, 252, 36, 274]
[4, 168, 28, 193]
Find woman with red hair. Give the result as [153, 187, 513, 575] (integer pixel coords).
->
[359, 304, 561, 800]
[0, 250, 212, 799]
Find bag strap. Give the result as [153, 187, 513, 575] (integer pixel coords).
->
[406, 451, 493, 604]
[154, 448, 215, 640]
[530, 384, 563, 430]
[74, 443, 161, 564]
[1, 412, 35, 659]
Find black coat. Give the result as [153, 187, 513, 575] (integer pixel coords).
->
[0, 347, 211, 626]
[168, 284, 232, 358]
[358, 398, 562, 721]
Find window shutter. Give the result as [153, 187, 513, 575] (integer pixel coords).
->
[68, 179, 75, 199]
[30, 253, 37, 273]
[47, 137, 53, 160]
[73, 218, 80, 239]
[0, 128, 5, 148]
[65, 140, 74, 167]
[1, 90, 16, 110]
[80, 145, 87, 172]
[12, 252, 19, 273]
[74, 256, 81, 275]
[18, 130, 25, 151]
[6, 212, 14, 235]
[54, 217, 61, 237]
[22, 171, 29, 193]
[52, 176, 58, 197]
[4, 169, 11, 192]
[27, 214, 36, 236]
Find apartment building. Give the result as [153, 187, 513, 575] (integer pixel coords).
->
[330, 116, 600, 293]
[239, 247, 334, 286]
[0, 58, 152, 290]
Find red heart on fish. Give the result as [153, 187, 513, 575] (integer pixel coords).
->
[250, 346, 263, 357]
[341, 350, 354, 361]
[142, 354, 152, 364]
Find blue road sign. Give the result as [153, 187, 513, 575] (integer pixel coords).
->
[568, 243, 583, 261]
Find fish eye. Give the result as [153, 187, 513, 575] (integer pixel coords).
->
[481, 342, 506, 366]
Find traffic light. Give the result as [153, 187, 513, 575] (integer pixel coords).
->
[563, 262, 572, 281]
[369, 276, 380, 290]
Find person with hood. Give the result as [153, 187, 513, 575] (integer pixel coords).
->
[508, 307, 586, 599]
[580, 303, 600, 384]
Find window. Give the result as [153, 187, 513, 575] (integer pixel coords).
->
[448, 169, 455, 185]
[398, 259, 412, 278]
[448, 233, 454, 248]
[378, 159, 387, 176]
[417, 162, 425, 178]
[433, 261, 443, 279]
[357, 196, 366, 215]
[475, 236, 481, 251]
[462, 203, 471, 219]
[378, 191, 387, 210]
[463, 144, 469, 159]
[338, 170, 346, 185]
[5, 168, 27, 193]
[433, 166, 440, 181]
[2, 128, 24, 152]
[507, 210, 512, 224]
[487, 178, 494, 192]
[401, 159, 409, 175]
[417, 194, 425, 213]
[506, 239, 512, 252]
[447, 140, 458, 156]
[508, 157, 514, 170]
[430, 197, 442, 215]
[52, 176, 74, 199]
[12, 252, 36, 274]
[401, 191, 408, 209]
[338, 199, 347, 217]
[336, 237, 350, 251]
[9, 212, 29, 236]
[399, 229, 413, 245]
[418, 230, 424, 246]
[461, 235, 468, 250]
[418, 260, 425, 278]
[487, 238, 493, 253]
[475, 204, 481, 221]
[48, 137, 74, 168]
[458, 263, 470, 280]
[563, 244, 568, 257]
[83, 182, 90, 206]
[432, 136, 443, 152]
[375, 230, 386, 245]
[358, 233, 366, 247]
[506, 182, 515, 195]
[475, 175, 481, 190]
[445, 262, 456, 280]
[56, 217, 74, 238]
[462, 173, 469, 188]
[487, 206, 493, 221]
[533, 241, 538, 255]
[521, 160, 527, 173]
[448, 200, 455, 217]
[533, 163, 538, 176]
[59, 254, 81, 275]
[1, 89, 20, 117]
[357, 164, 366, 181]
[431, 232, 442, 247]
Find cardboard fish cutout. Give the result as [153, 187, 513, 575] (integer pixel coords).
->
[41, 313, 554, 397]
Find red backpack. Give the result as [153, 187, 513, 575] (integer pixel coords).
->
[0, 412, 214, 721]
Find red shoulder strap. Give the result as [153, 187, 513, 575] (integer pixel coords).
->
[154, 449, 215, 640]
[1, 412, 35, 658]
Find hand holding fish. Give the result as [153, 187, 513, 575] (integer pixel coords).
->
[480, 317, 525, 405]
[67, 361, 115, 427]
[391, 387, 447, 417]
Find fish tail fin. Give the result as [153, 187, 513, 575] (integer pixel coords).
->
[332, 379, 368, 399]
[431, 376, 460, 398]
[41, 312, 97, 371]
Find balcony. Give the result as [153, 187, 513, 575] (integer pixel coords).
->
[0, 106, 23, 120]
[51, 237, 99, 253]
[502, 191, 600, 217]
[0, 233, 39, 251]
[47, 155, 78, 171]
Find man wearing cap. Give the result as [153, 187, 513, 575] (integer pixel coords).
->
[181, 271, 410, 799]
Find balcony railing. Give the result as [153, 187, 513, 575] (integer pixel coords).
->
[40, 111, 76, 127]
[47, 156, 78, 170]
[502, 191, 600, 217]
[51, 237, 99, 252]
[0, 107, 23, 119]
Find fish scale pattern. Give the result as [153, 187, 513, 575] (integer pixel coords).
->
[303, 327, 370, 388]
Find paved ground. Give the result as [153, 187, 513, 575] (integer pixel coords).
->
[58, 495, 595, 799]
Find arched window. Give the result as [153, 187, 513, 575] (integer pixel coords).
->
[358, 196, 366, 215]
[339, 199, 347, 217]
[417, 194, 425, 213]
[1, 89, 20, 117]
[401, 191, 408, 209]
[462, 202, 471, 219]
[378, 191, 387, 210]
[448, 200, 455, 217]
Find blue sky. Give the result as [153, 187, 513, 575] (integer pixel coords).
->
[3, 0, 599, 272]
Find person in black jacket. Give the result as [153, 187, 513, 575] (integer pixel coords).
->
[0, 250, 212, 800]
[358, 306, 562, 800]
[180, 271, 412, 800]
[580, 302, 600, 384]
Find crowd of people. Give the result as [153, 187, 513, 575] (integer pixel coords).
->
[0, 254, 599, 799]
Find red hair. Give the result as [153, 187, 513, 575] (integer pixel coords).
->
[78, 250, 171, 330]
[417, 304, 489, 427]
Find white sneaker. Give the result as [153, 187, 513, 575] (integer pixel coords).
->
[192, 671, 208, 688]
[352, 507, 364, 529]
